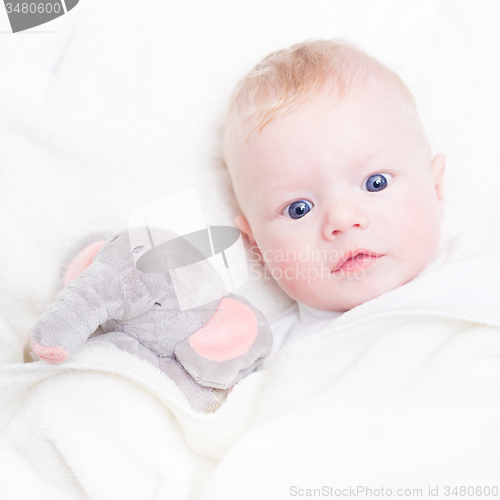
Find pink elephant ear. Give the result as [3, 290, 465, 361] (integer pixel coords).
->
[174, 294, 272, 389]
[187, 297, 259, 362]
[63, 240, 106, 287]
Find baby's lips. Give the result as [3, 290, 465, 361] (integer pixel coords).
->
[30, 342, 69, 364]
[333, 249, 383, 271]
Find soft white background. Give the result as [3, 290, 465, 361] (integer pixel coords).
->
[1, 0, 499, 364]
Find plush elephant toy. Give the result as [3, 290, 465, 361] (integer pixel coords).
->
[30, 226, 272, 412]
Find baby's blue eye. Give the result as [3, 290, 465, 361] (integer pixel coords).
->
[364, 173, 393, 192]
[285, 200, 313, 219]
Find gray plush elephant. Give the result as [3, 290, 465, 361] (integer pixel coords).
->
[30, 226, 272, 412]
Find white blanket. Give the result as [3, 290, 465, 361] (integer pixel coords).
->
[2, 231, 500, 499]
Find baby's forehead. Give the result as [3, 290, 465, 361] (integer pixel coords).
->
[250, 80, 423, 147]
[240, 75, 415, 141]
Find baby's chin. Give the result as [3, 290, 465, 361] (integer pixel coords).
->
[296, 293, 369, 313]
[281, 273, 409, 312]
[279, 283, 366, 313]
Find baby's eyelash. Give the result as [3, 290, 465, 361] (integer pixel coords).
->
[282, 200, 314, 219]
[362, 173, 393, 192]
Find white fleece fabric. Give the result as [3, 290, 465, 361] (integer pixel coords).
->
[1, 231, 500, 499]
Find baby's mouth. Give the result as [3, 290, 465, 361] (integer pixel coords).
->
[333, 250, 382, 273]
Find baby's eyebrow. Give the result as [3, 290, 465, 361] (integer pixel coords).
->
[269, 196, 309, 217]
[352, 152, 393, 166]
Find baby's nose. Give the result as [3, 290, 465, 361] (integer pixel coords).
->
[322, 200, 369, 238]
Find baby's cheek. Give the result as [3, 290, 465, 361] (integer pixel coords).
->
[390, 196, 441, 266]
[271, 259, 326, 302]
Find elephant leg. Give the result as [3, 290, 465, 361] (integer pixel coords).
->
[86, 332, 160, 367]
[157, 357, 228, 413]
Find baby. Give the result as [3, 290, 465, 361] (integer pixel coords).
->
[223, 39, 446, 367]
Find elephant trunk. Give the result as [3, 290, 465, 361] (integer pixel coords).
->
[31, 262, 126, 362]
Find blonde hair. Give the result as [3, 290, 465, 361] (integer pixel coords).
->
[223, 39, 419, 166]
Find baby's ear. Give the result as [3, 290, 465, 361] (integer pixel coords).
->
[431, 154, 446, 200]
[431, 154, 446, 221]
[234, 215, 262, 260]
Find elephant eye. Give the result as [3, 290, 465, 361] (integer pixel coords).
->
[154, 302, 162, 306]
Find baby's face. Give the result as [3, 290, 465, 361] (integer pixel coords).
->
[230, 82, 445, 311]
